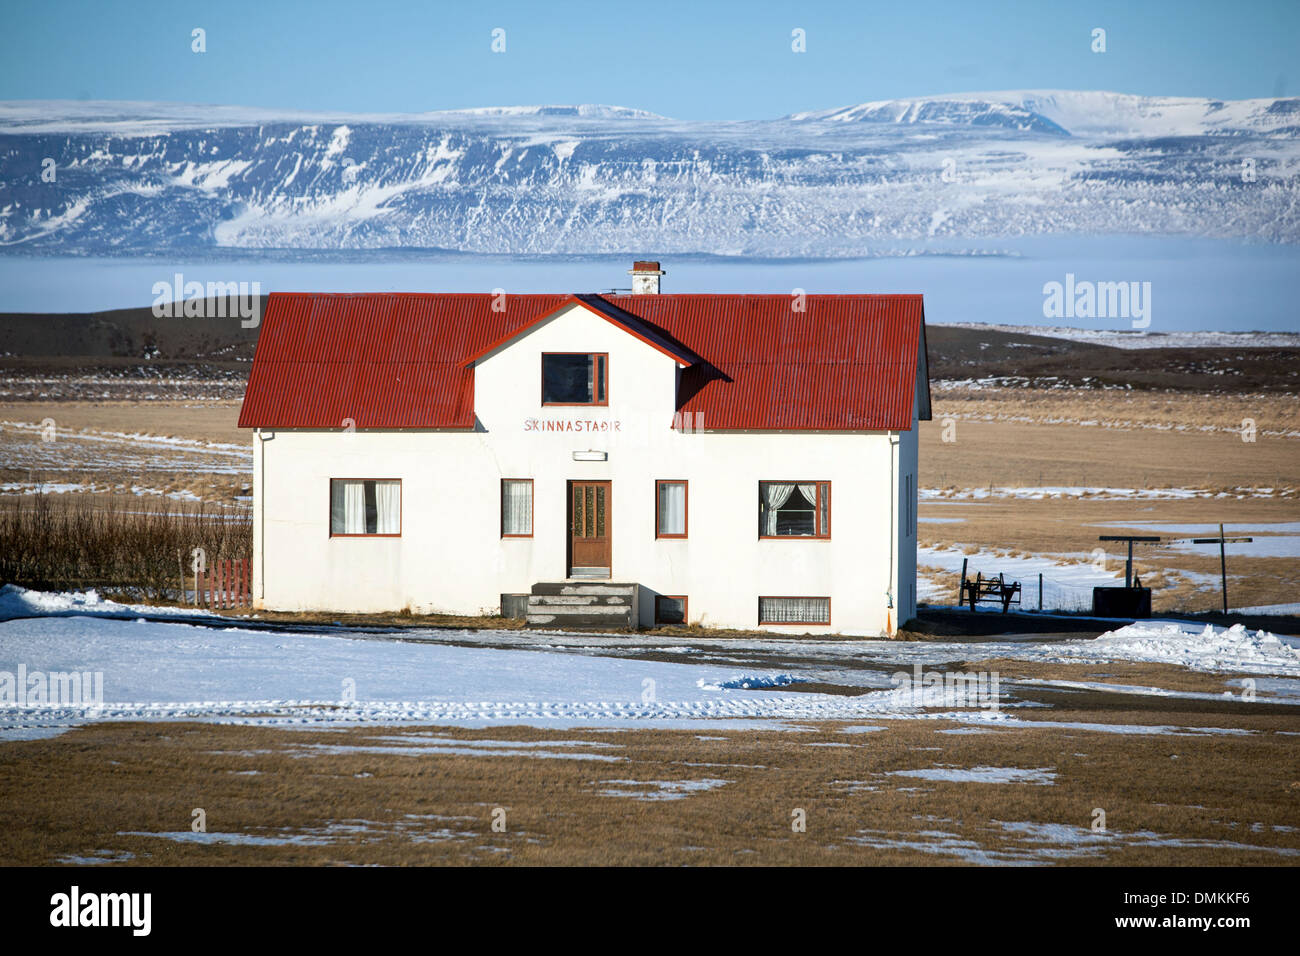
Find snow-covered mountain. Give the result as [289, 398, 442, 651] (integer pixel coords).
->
[786, 97, 1071, 134]
[1, 91, 1296, 257]
[790, 91, 1299, 137]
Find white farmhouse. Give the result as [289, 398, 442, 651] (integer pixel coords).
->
[238, 262, 931, 636]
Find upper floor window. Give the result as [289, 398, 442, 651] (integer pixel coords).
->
[759, 481, 830, 538]
[330, 479, 401, 536]
[542, 352, 608, 405]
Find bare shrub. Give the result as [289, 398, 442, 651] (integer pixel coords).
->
[0, 492, 251, 601]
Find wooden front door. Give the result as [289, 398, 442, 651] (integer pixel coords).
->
[568, 480, 611, 578]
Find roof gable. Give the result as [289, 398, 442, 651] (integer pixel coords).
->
[463, 294, 700, 368]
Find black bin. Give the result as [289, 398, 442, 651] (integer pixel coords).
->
[1092, 587, 1152, 618]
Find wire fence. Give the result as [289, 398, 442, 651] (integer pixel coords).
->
[1030, 575, 1094, 613]
[928, 568, 1098, 613]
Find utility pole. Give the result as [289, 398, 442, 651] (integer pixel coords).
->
[1182, 524, 1253, 614]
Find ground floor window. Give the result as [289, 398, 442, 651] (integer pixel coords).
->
[656, 480, 687, 537]
[330, 479, 400, 536]
[759, 481, 830, 537]
[655, 595, 687, 625]
[758, 596, 830, 625]
[501, 479, 533, 536]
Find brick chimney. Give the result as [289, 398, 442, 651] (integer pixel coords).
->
[628, 260, 664, 295]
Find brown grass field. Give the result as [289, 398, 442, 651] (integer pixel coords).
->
[1, 706, 1296, 867]
[923, 390, 1298, 494]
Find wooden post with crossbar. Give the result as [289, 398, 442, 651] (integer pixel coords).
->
[1172, 524, 1253, 614]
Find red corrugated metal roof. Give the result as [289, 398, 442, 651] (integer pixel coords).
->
[238, 291, 927, 431]
[610, 294, 926, 431]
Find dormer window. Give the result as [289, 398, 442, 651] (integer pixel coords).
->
[542, 352, 608, 405]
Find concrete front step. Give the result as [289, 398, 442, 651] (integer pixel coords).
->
[529, 595, 632, 607]
[530, 582, 637, 597]
[526, 582, 641, 629]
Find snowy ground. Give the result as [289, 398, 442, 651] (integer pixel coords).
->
[2, 585, 1298, 742]
[1234, 602, 1300, 616]
[0, 419, 251, 476]
[0, 611, 1025, 740]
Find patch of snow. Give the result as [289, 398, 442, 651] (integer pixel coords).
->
[121, 816, 478, 847]
[0, 584, 217, 623]
[888, 765, 1056, 785]
[596, 778, 730, 801]
[287, 741, 622, 761]
[1093, 521, 1300, 535]
[849, 816, 1300, 864]
[696, 674, 809, 691]
[1048, 621, 1300, 676]
[1234, 603, 1300, 616]
[1168, 537, 1300, 559]
[56, 850, 135, 865]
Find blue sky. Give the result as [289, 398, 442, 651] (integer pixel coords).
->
[1, 0, 1296, 119]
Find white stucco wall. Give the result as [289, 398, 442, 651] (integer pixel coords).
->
[250, 302, 921, 636]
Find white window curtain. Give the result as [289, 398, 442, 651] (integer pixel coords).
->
[502, 480, 532, 535]
[761, 482, 796, 535]
[658, 482, 686, 536]
[761, 597, 830, 624]
[347, 481, 366, 534]
[374, 481, 400, 534]
[332, 480, 365, 534]
[331, 479, 398, 535]
[330, 481, 347, 534]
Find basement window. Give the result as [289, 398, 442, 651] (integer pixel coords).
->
[655, 595, 688, 626]
[330, 479, 401, 536]
[542, 353, 608, 405]
[759, 481, 830, 537]
[759, 597, 830, 626]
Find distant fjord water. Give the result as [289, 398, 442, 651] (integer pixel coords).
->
[1, 237, 1295, 332]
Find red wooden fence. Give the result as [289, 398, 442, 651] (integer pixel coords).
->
[201, 558, 251, 609]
